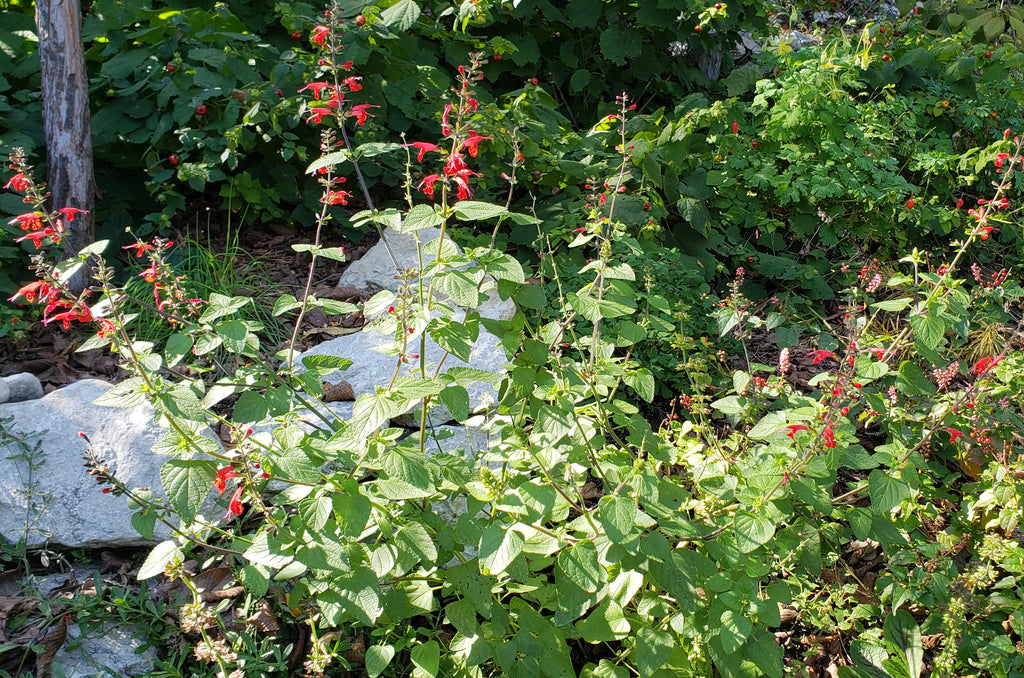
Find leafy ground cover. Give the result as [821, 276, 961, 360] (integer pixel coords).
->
[1, 0, 1024, 676]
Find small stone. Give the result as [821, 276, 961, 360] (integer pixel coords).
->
[5, 372, 43, 402]
[53, 622, 156, 677]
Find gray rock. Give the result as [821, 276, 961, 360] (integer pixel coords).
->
[339, 227, 453, 294]
[5, 372, 43, 402]
[0, 377, 9, 405]
[296, 326, 507, 428]
[53, 621, 156, 678]
[0, 379, 223, 549]
[340, 227, 517, 322]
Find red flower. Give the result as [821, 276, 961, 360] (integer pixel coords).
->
[441, 104, 453, 135]
[227, 485, 246, 515]
[122, 242, 154, 258]
[16, 227, 59, 248]
[96, 318, 117, 338]
[140, 262, 159, 283]
[57, 207, 87, 221]
[944, 427, 966, 443]
[4, 173, 29, 191]
[306, 107, 334, 124]
[9, 213, 42, 231]
[324, 190, 351, 205]
[460, 134, 490, 158]
[418, 174, 441, 198]
[407, 142, 443, 163]
[906, 198, 914, 210]
[9, 280, 49, 303]
[348, 104, 378, 126]
[784, 424, 810, 439]
[808, 350, 836, 364]
[822, 424, 836, 449]
[214, 466, 238, 494]
[298, 82, 332, 100]
[972, 356, 1003, 375]
[867, 347, 889, 360]
[45, 307, 92, 329]
[977, 225, 996, 240]
[311, 25, 330, 45]
[731, 121, 739, 133]
[342, 76, 362, 92]
[450, 168, 479, 200]
[995, 153, 1010, 168]
[443, 149, 468, 176]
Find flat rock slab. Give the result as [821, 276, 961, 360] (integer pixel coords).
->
[53, 621, 156, 678]
[0, 379, 221, 549]
[297, 326, 508, 427]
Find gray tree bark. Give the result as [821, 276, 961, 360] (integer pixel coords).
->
[36, 0, 95, 288]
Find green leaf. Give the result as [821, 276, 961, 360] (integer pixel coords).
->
[215, 319, 249, 353]
[557, 540, 605, 593]
[884, 610, 923, 678]
[436, 269, 483, 308]
[624, 368, 654, 403]
[232, 391, 268, 424]
[304, 150, 350, 176]
[483, 253, 525, 283]
[411, 640, 440, 678]
[365, 645, 395, 678]
[291, 244, 347, 263]
[199, 292, 250, 323]
[598, 495, 638, 544]
[576, 599, 631, 642]
[402, 203, 445, 233]
[301, 354, 354, 374]
[871, 298, 913, 312]
[243, 532, 295, 569]
[318, 567, 382, 625]
[273, 294, 302, 315]
[908, 314, 945, 351]
[395, 522, 438, 570]
[453, 200, 508, 221]
[720, 609, 753, 654]
[430, 317, 473, 362]
[138, 540, 184, 580]
[868, 469, 910, 515]
[164, 334, 193, 368]
[569, 69, 592, 92]
[94, 377, 148, 408]
[634, 627, 673, 676]
[439, 385, 470, 422]
[238, 565, 270, 599]
[159, 459, 217, 525]
[131, 508, 156, 539]
[383, 445, 433, 490]
[895, 361, 936, 396]
[381, 0, 421, 31]
[478, 523, 524, 577]
[734, 510, 776, 553]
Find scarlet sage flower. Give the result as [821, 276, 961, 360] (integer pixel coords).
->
[324, 189, 351, 205]
[348, 104, 378, 126]
[461, 134, 491, 158]
[227, 485, 245, 515]
[214, 466, 238, 494]
[9, 280, 50, 303]
[311, 25, 330, 46]
[96, 318, 117, 338]
[45, 307, 92, 330]
[4, 173, 28, 191]
[944, 427, 966, 443]
[16, 227, 59, 248]
[972, 356, 1003, 374]
[140, 262, 159, 283]
[418, 174, 441, 197]
[298, 82, 331, 99]
[867, 347, 890, 360]
[450, 169, 477, 200]
[441, 104, 453, 135]
[808, 350, 836, 364]
[342, 76, 362, 91]
[732, 121, 739, 133]
[122, 242, 154, 258]
[9, 213, 42, 231]
[306, 107, 334, 124]
[406, 142, 443, 162]
[57, 207, 86, 221]
[977, 225, 996, 240]
[784, 424, 810, 439]
[995, 153, 1010, 168]
[822, 424, 837, 449]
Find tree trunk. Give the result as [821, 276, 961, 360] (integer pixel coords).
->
[36, 0, 95, 288]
